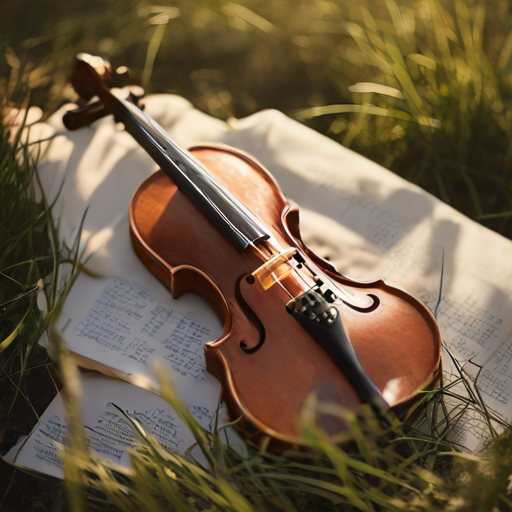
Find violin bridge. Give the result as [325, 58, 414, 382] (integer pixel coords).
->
[251, 248, 297, 290]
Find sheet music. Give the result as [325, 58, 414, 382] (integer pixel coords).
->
[5, 374, 215, 479]
[60, 270, 223, 411]
[72, 276, 210, 381]
[25, 95, 512, 454]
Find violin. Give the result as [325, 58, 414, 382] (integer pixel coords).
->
[64, 54, 442, 450]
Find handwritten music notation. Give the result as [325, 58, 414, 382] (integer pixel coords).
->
[337, 192, 408, 250]
[72, 276, 212, 380]
[162, 315, 210, 380]
[189, 405, 215, 431]
[418, 289, 512, 416]
[33, 416, 67, 467]
[443, 399, 496, 453]
[6, 375, 219, 477]
[419, 290, 504, 360]
[31, 401, 213, 469]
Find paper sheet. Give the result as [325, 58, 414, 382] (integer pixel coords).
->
[54, 213, 223, 410]
[4, 373, 216, 479]
[21, 95, 512, 453]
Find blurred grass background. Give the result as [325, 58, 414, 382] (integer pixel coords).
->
[3, 0, 512, 234]
[3, 0, 512, 510]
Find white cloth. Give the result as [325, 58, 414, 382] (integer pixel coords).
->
[29, 95, 512, 451]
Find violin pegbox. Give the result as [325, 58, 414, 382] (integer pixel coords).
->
[63, 53, 145, 131]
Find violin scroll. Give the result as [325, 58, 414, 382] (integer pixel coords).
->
[63, 53, 145, 131]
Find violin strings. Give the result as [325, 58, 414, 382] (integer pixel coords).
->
[271, 269, 295, 299]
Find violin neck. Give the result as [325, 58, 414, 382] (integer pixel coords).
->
[80, 58, 269, 253]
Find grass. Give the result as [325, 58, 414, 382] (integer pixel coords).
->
[2, 0, 512, 510]
[0, 74, 85, 509]
[294, 0, 512, 238]
[2, 0, 512, 235]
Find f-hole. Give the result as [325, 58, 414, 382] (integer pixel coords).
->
[235, 275, 266, 354]
[341, 293, 380, 313]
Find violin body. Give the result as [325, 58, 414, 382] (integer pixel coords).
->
[63, 54, 442, 450]
[129, 144, 442, 448]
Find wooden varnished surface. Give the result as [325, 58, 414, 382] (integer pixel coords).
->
[129, 145, 441, 447]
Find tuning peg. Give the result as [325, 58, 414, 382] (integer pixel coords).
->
[63, 85, 145, 131]
[125, 85, 145, 105]
[113, 66, 131, 87]
[65, 54, 146, 129]
[63, 101, 108, 131]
